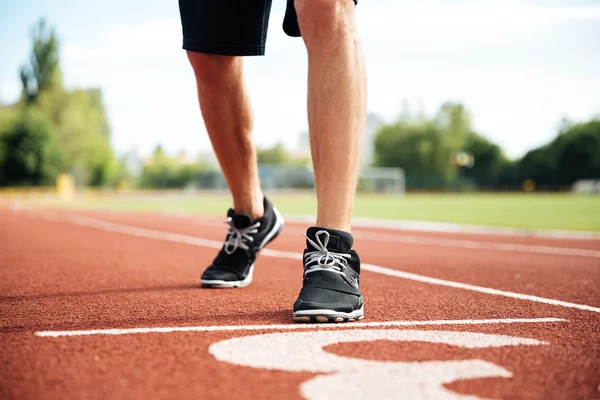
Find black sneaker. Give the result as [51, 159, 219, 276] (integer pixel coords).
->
[293, 227, 364, 323]
[200, 196, 284, 288]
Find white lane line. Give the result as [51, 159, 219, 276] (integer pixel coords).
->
[360, 265, 600, 313]
[147, 209, 600, 240]
[351, 231, 600, 258]
[12, 203, 600, 240]
[35, 317, 566, 338]
[285, 214, 600, 240]
[60, 209, 600, 259]
[154, 210, 600, 240]
[40, 212, 225, 249]
[36, 212, 600, 314]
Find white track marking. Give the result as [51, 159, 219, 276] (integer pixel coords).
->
[121, 208, 600, 240]
[209, 329, 546, 400]
[41, 211, 600, 259]
[40, 212, 225, 249]
[53, 209, 600, 258]
[35, 317, 565, 338]
[54, 208, 600, 245]
[361, 264, 600, 313]
[35, 212, 600, 314]
[352, 231, 600, 258]
[284, 214, 600, 240]
[12, 202, 600, 239]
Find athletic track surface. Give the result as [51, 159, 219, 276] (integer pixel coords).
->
[1, 205, 599, 400]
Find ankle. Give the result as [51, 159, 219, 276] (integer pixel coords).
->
[314, 218, 351, 233]
[233, 191, 265, 220]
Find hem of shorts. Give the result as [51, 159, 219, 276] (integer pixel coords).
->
[183, 39, 266, 56]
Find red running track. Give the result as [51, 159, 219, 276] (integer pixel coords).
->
[1, 207, 599, 400]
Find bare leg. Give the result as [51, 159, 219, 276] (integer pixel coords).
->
[187, 52, 264, 219]
[295, 0, 367, 232]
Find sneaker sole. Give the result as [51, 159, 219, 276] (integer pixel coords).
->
[201, 265, 255, 288]
[200, 206, 284, 289]
[292, 307, 365, 323]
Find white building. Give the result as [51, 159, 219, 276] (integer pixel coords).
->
[361, 113, 384, 167]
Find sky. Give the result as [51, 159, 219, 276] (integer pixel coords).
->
[1, 0, 599, 160]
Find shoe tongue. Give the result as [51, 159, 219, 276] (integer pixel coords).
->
[306, 227, 354, 253]
[227, 209, 253, 229]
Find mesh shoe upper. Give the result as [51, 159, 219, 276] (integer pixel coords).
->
[294, 227, 363, 312]
[202, 197, 281, 282]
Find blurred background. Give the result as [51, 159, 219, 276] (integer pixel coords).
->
[1, 0, 599, 231]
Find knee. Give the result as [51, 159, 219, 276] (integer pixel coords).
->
[294, 0, 355, 38]
[186, 51, 241, 86]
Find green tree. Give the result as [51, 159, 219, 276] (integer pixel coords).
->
[435, 102, 473, 179]
[373, 121, 444, 176]
[0, 105, 19, 136]
[153, 145, 165, 158]
[0, 111, 62, 186]
[373, 120, 463, 189]
[551, 119, 600, 185]
[54, 89, 116, 186]
[373, 102, 478, 188]
[257, 143, 290, 164]
[19, 18, 63, 105]
[518, 145, 555, 188]
[373, 102, 516, 190]
[140, 146, 209, 189]
[516, 118, 600, 189]
[494, 161, 520, 189]
[460, 132, 510, 187]
[12, 18, 117, 187]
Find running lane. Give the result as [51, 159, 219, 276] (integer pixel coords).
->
[1, 209, 599, 400]
[40, 208, 600, 307]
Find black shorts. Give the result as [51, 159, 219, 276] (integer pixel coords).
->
[178, 0, 357, 56]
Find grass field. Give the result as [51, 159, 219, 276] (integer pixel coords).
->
[9, 191, 600, 232]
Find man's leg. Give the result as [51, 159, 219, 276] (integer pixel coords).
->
[186, 53, 284, 288]
[179, 0, 283, 288]
[292, 0, 367, 323]
[298, 0, 366, 232]
[187, 53, 263, 219]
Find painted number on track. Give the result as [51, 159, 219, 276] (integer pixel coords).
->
[209, 329, 546, 400]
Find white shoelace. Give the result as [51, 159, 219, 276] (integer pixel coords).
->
[223, 217, 261, 255]
[302, 230, 351, 277]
